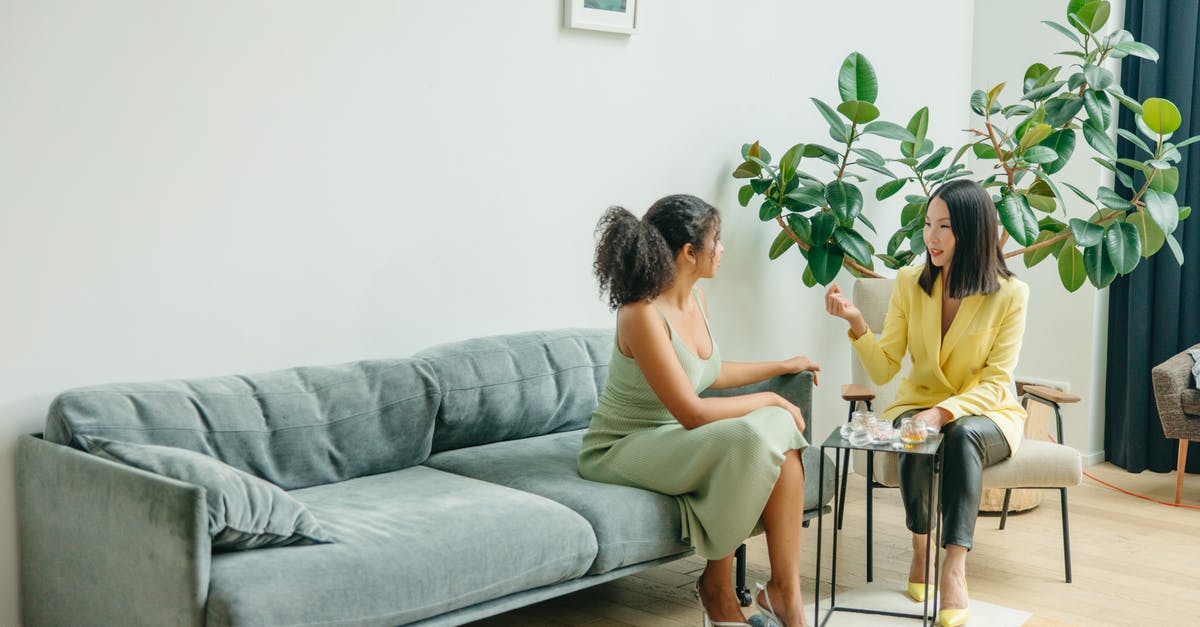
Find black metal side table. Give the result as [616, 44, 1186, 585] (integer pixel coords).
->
[815, 428, 943, 627]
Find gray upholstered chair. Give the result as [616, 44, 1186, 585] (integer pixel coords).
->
[1150, 343, 1200, 504]
[836, 277, 1083, 583]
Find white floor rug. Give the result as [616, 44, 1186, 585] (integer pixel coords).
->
[796, 582, 1032, 626]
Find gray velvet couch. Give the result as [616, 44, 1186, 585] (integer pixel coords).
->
[18, 328, 833, 626]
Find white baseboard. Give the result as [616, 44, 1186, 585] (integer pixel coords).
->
[1081, 450, 1105, 466]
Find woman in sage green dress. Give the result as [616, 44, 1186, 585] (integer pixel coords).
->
[579, 194, 819, 627]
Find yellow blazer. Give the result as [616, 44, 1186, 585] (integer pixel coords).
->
[850, 265, 1029, 456]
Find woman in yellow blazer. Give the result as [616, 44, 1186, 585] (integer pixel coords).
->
[825, 179, 1028, 627]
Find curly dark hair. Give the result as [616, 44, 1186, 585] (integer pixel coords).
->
[593, 194, 720, 310]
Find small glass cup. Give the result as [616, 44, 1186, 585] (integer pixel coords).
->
[899, 416, 928, 445]
[848, 406, 875, 446]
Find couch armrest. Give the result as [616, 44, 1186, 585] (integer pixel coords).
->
[17, 434, 210, 626]
[701, 372, 814, 443]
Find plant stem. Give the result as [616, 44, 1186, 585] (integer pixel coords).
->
[836, 122, 859, 181]
[775, 215, 882, 278]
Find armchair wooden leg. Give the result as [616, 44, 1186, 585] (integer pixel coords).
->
[1177, 440, 1189, 505]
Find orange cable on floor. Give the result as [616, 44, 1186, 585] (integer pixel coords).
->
[1045, 432, 1200, 511]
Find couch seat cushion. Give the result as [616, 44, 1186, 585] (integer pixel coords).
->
[425, 430, 689, 574]
[205, 466, 597, 627]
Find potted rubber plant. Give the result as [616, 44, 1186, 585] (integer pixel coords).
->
[732, 0, 1193, 291]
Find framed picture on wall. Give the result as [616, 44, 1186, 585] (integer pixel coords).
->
[565, 0, 638, 34]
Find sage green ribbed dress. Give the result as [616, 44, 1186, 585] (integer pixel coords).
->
[578, 298, 809, 560]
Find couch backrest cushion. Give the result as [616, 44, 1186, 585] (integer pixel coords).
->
[414, 328, 613, 453]
[45, 359, 440, 489]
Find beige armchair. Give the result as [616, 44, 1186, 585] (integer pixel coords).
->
[1150, 343, 1200, 504]
[837, 277, 1083, 583]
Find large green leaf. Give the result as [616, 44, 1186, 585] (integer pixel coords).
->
[1104, 221, 1141, 274]
[801, 265, 817, 287]
[1165, 233, 1185, 265]
[1069, 217, 1105, 247]
[811, 98, 850, 142]
[1082, 123, 1118, 159]
[862, 121, 916, 142]
[785, 186, 825, 209]
[768, 229, 795, 260]
[1073, 0, 1111, 34]
[998, 191, 1040, 246]
[1095, 186, 1132, 210]
[807, 244, 844, 286]
[909, 229, 926, 255]
[1082, 64, 1114, 90]
[737, 184, 754, 207]
[810, 211, 837, 244]
[1023, 63, 1050, 93]
[900, 200, 925, 229]
[826, 181, 864, 221]
[786, 213, 812, 244]
[916, 146, 952, 172]
[779, 144, 806, 177]
[759, 198, 781, 221]
[1083, 242, 1117, 287]
[1019, 124, 1054, 153]
[1116, 128, 1153, 155]
[1108, 86, 1144, 114]
[1062, 181, 1095, 206]
[1148, 167, 1179, 194]
[1023, 145, 1059, 164]
[907, 107, 929, 149]
[1044, 95, 1085, 127]
[875, 178, 908, 201]
[973, 142, 998, 159]
[1024, 230, 1062, 267]
[1113, 41, 1159, 61]
[838, 52, 878, 104]
[837, 100, 880, 125]
[1027, 179, 1057, 212]
[1039, 129, 1076, 174]
[1142, 97, 1182, 135]
[1143, 188, 1180, 233]
[833, 228, 873, 266]
[1126, 210, 1165, 257]
[1082, 89, 1111, 130]
[732, 160, 762, 179]
[1043, 19, 1082, 44]
[1023, 80, 1066, 102]
[1058, 245, 1087, 291]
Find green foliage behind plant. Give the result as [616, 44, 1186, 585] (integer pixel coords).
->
[732, 0, 1193, 291]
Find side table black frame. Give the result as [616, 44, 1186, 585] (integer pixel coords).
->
[815, 429, 943, 627]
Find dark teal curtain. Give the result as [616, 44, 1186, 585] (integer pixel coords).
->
[1105, 0, 1200, 472]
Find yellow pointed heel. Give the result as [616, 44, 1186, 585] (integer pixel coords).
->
[937, 607, 970, 626]
[906, 581, 936, 602]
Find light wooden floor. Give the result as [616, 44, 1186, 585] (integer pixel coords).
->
[468, 462, 1200, 627]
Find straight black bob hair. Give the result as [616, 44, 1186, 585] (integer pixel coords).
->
[918, 179, 1013, 299]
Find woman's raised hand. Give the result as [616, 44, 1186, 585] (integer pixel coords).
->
[824, 284, 861, 321]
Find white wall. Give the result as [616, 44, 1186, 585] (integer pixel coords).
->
[971, 0, 1126, 462]
[0, 1, 974, 623]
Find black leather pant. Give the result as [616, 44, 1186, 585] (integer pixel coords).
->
[895, 412, 1010, 549]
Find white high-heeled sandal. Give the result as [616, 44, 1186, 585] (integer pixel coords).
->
[695, 581, 751, 627]
[754, 582, 783, 627]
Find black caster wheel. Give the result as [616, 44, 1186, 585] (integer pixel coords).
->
[736, 586, 752, 607]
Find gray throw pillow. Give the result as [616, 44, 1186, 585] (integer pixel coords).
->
[1190, 348, 1200, 387]
[78, 435, 334, 551]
